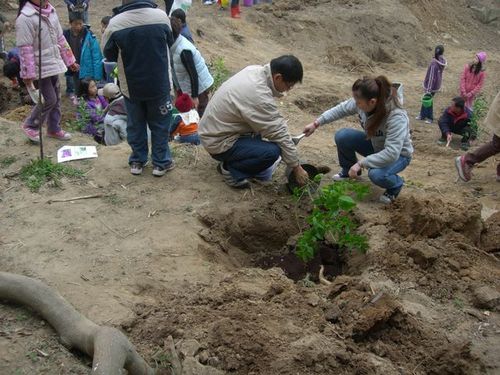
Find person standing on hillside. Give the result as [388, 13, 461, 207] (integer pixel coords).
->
[460, 52, 487, 110]
[16, 0, 78, 143]
[102, 0, 175, 177]
[170, 16, 213, 117]
[416, 45, 447, 124]
[199, 55, 309, 189]
[231, 0, 241, 18]
[303, 76, 413, 204]
[456, 91, 500, 182]
[63, 12, 103, 105]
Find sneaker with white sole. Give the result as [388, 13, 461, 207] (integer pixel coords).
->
[21, 124, 40, 143]
[130, 161, 146, 175]
[217, 162, 251, 189]
[332, 171, 349, 181]
[455, 155, 472, 182]
[332, 169, 361, 181]
[152, 161, 175, 177]
[424, 119, 433, 124]
[47, 130, 72, 141]
[379, 192, 396, 204]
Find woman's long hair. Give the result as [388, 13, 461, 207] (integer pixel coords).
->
[352, 76, 398, 138]
[18, 0, 29, 16]
[469, 61, 482, 75]
[78, 78, 94, 100]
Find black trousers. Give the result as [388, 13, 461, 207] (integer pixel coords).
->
[165, 0, 174, 14]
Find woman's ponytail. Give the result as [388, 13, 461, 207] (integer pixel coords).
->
[352, 75, 393, 137]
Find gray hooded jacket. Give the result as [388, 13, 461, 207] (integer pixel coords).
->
[317, 98, 413, 169]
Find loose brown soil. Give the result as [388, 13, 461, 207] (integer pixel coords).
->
[1, 0, 499, 374]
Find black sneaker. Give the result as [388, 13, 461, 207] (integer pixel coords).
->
[152, 161, 175, 177]
[217, 162, 250, 189]
[379, 192, 396, 204]
[460, 141, 470, 151]
[130, 162, 145, 175]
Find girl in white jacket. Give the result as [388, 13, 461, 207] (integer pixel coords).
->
[16, 0, 78, 143]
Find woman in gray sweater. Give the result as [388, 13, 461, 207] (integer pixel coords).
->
[303, 76, 413, 204]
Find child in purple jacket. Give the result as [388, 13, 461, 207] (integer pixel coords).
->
[417, 45, 447, 124]
[78, 78, 108, 142]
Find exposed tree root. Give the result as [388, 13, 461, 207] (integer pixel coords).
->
[0, 272, 156, 375]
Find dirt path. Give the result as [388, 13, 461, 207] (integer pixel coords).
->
[1, 0, 499, 374]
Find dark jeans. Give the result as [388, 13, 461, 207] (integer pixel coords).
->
[164, 0, 174, 13]
[124, 95, 173, 169]
[439, 119, 472, 143]
[464, 134, 500, 176]
[65, 73, 80, 96]
[334, 128, 411, 195]
[25, 75, 62, 133]
[419, 92, 435, 121]
[212, 135, 281, 181]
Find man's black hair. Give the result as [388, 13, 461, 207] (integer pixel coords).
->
[101, 16, 112, 26]
[270, 55, 303, 84]
[452, 96, 465, 110]
[171, 8, 186, 24]
[69, 12, 84, 23]
[3, 60, 20, 80]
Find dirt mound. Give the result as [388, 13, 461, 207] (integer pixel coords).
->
[390, 195, 483, 241]
[481, 211, 500, 253]
[128, 269, 486, 375]
[250, 0, 498, 72]
[379, 195, 500, 304]
[0, 82, 17, 113]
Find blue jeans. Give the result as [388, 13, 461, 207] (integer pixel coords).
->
[177, 134, 200, 145]
[335, 128, 411, 195]
[419, 92, 435, 121]
[124, 95, 173, 169]
[212, 135, 281, 181]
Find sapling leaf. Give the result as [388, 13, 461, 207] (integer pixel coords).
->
[338, 195, 356, 210]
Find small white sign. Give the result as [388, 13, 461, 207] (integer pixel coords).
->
[57, 146, 98, 163]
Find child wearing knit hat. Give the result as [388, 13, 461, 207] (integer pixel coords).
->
[170, 93, 201, 145]
[460, 51, 487, 110]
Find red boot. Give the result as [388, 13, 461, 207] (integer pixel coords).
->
[231, 5, 241, 18]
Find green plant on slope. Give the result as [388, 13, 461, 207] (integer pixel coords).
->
[209, 56, 231, 92]
[20, 158, 84, 192]
[470, 96, 488, 140]
[67, 98, 93, 132]
[294, 180, 370, 262]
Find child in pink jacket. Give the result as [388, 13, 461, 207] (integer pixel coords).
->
[16, 0, 78, 143]
[460, 52, 487, 110]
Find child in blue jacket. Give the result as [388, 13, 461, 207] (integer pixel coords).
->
[64, 12, 103, 104]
